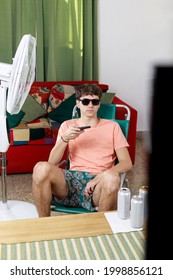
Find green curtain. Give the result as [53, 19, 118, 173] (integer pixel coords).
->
[0, 0, 98, 81]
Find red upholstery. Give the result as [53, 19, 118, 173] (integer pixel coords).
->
[2, 81, 137, 174]
[32, 80, 109, 92]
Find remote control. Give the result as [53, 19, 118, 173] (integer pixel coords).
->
[78, 126, 91, 130]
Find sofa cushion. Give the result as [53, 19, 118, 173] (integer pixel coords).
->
[9, 118, 54, 146]
[101, 92, 115, 104]
[7, 110, 25, 129]
[47, 84, 75, 113]
[29, 86, 50, 110]
[20, 94, 47, 123]
[47, 93, 76, 123]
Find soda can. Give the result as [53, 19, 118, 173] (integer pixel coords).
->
[139, 185, 148, 218]
[117, 187, 131, 219]
[130, 195, 144, 228]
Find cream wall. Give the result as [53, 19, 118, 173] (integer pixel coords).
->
[98, 0, 173, 131]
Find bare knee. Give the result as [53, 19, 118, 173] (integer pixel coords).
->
[102, 171, 120, 195]
[32, 161, 52, 184]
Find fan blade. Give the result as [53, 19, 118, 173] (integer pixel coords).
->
[7, 34, 36, 114]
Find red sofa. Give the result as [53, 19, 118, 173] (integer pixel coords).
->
[3, 80, 137, 174]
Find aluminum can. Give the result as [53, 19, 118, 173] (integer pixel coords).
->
[139, 185, 148, 218]
[117, 187, 131, 219]
[130, 195, 144, 228]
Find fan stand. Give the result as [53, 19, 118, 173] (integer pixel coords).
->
[0, 156, 38, 222]
[0, 83, 38, 222]
[0, 152, 38, 221]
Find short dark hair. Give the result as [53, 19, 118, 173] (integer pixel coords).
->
[75, 84, 102, 100]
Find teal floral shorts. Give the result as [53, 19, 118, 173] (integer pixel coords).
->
[53, 169, 96, 211]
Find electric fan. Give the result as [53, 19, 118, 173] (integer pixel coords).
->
[0, 34, 38, 221]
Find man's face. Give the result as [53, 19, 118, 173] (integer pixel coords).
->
[76, 94, 100, 118]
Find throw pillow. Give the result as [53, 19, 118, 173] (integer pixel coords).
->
[101, 92, 115, 104]
[47, 84, 75, 113]
[47, 94, 76, 123]
[29, 86, 50, 110]
[20, 94, 47, 124]
[6, 110, 25, 129]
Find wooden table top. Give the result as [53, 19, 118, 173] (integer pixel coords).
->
[0, 211, 113, 244]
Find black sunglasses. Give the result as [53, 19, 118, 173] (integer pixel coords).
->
[79, 98, 100, 106]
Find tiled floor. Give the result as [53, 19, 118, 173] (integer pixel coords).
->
[1, 131, 149, 206]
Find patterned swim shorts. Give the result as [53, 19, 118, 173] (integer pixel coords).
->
[53, 169, 96, 211]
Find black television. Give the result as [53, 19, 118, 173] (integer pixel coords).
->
[146, 65, 173, 259]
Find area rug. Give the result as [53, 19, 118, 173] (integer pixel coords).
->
[0, 231, 145, 260]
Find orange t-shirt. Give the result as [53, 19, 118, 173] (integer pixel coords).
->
[56, 118, 129, 174]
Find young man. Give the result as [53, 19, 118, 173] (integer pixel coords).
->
[32, 84, 132, 217]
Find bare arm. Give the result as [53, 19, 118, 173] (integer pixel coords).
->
[48, 138, 68, 165]
[48, 124, 84, 165]
[111, 146, 132, 173]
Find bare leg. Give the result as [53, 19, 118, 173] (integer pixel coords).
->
[32, 161, 67, 217]
[92, 171, 120, 211]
